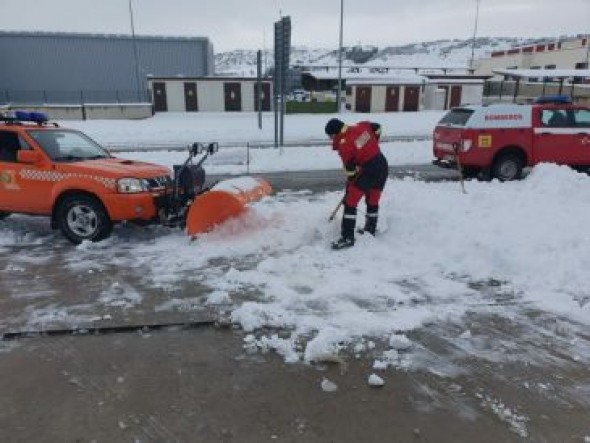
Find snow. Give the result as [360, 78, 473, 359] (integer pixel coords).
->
[2, 111, 590, 375]
[61, 112, 442, 149]
[368, 374, 385, 387]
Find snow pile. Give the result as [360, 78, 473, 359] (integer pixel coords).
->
[60, 162, 587, 365]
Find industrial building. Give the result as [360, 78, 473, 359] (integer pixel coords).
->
[475, 36, 589, 76]
[0, 31, 214, 105]
[474, 36, 590, 104]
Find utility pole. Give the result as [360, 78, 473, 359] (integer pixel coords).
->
[469, 0, 481, 73]
[585, 33, 590, 67]
[128, 0, 142, 102]
[336, 0, 344, 112]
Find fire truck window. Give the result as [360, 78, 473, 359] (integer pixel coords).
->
[0, 131, 21, 163]
[573, 110, 590, 128]
[438, 109, 474, 126]
[546, 110, 569, 127]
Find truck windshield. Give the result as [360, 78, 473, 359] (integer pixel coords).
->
[27, 130, 110, 162]
[438, 109, 474, 127]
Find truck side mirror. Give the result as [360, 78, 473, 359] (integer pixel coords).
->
[17, 150, 42, 164]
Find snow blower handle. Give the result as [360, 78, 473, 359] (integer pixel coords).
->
[191, 142, 219, 168]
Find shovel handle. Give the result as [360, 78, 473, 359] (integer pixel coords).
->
[328, 199, 344, 221]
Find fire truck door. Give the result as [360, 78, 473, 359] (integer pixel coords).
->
[534, 109, 583, 165]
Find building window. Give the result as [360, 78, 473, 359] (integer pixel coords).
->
[529, 66, 541, 82]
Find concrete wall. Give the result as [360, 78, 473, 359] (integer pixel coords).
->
[423, 87, 444, 110]
[241, 83, 255, 112]
[196, 82, 225, 112]
[165, 82, 186, 112]
[371, 86, 386, 113]
[460, 85, 484, 106]
[7, 104, 153, 120]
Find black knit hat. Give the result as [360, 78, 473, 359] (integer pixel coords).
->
[325, 118, 345, 136]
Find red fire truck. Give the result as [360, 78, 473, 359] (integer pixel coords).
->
[432, 96, 590, 181]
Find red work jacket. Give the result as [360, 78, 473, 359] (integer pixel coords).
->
[331, 121, 380, 170]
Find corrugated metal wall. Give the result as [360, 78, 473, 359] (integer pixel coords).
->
[0, 32, 214, 104]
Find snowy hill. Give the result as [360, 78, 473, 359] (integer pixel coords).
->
[214, 36, 553, 76]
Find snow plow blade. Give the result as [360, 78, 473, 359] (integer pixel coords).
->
[185, 176, 272, 237]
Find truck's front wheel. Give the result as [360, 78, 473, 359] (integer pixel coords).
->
[0, 211, 9, 220]
[57, 195, 113, 244]
[492, 153, 523, 181]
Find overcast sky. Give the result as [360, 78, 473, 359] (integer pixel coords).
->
[0, 0, 587, 52]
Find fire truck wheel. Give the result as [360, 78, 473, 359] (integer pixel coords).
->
[57, 195, 113, 244]
[0, 211, 9, 220]
[492, 153, 523, 181]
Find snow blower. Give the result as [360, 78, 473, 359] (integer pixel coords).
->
[160, 142, 272, 237]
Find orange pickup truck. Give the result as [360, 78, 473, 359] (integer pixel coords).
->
[0, 111, 173, 243]
[0, 111, 272, 244]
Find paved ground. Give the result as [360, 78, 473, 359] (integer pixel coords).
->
[1, 319, 589, 442]
[1, 165, 589, 442]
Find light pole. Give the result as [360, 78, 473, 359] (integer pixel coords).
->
[469, 0, 481, 73]
[585, 33, 590, 67]
[336, 0, 344, 112]
[128, 0, 142, 102]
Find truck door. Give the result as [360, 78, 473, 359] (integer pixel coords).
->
[0, 130, 37, 212]
[534, 108, 582, 165]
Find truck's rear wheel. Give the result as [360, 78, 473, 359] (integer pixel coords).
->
[57, 195, 113, 244]
[0, 211, 9, 220]
[492, 153, 523, 181]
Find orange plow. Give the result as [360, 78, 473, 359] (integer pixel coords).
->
[185, 176, 272, 237]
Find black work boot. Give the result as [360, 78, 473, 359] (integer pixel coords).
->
[332, 205, 356, 250]
[331, 237, 355, 250]
[358, 205, 378, 236]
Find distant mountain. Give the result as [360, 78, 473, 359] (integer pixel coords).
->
[214, 36, 555, 76]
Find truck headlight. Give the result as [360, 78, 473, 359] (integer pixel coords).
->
[117, 178, 148, 193]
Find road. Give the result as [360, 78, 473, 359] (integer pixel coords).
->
[209, 163, 461, 193]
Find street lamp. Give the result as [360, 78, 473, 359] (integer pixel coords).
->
[336, 0, 344, 112]
[469, 0, 481, 73]
[128, 0, 142, 102]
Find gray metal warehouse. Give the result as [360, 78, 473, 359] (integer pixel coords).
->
[0, 31, 214, 105]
